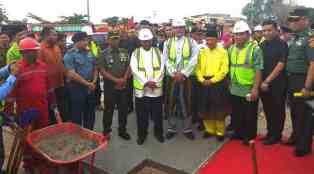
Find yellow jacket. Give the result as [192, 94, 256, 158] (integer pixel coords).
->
[195, 47, 229, 83]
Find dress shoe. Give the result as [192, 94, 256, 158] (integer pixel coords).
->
[242, 138, 252, 146]
[283, 137, 295, 146]
[294, 149, 311, 157]
[229, 133, 242, 140]
[166, 132, 177, 140]
[184, 132, 195, 140]
[137, 137, 146, 145]
[118, 132, 131, 140]
[197, 124, 205, 131]
[216, 135, 225, 142]
[155, 135, 165, 143]
[262, 137, 281, 145]
[203, 132, 212, 139]
[226, 124, 233, 131]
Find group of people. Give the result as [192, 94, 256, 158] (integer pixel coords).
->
[0, 6, 314, 173]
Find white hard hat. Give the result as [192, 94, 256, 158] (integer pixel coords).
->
[254, 25, 263, 32]
[138, 28, 153, 41]
[233, 21, 251, 34]
[172, 19, 186, 27]
[82, 26, 93, 35]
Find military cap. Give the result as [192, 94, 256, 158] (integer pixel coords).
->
[108, 30, 120, 39]
[288, 8, 310, 22]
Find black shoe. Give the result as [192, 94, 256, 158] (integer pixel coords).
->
[294, 149, 311, 157]
[137, 137, 146, 145]
[216, 135, 225, 142]
[203, 132, 212, 139]
[197, 124, 205, 131]
[229, 133, 242, 140]
[166, 132, 177, 140]
[242, 138, 252, 146]
[184, 132, 195, 140]
[262, 137, 281, 145]
[155, 135, 165, 143]
[119, 132, 131, 140]
[226, 124, 233, 131]
[283, 136, 295, 146]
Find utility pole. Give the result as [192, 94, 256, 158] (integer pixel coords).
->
[87, 0, 90, 22]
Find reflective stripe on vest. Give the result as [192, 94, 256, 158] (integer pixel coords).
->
[133, 48, 162, 90]
[167, 37, 191, 68]
[230, 42, 256, 85]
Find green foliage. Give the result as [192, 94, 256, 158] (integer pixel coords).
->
[59, 13, 89, 24]
[242, 0, 295, 25]
[0, 3, 8, 23]
[102, 16, 129, 26]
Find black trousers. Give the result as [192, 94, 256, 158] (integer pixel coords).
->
[287, 74, 313, 152]
[231, 95, 258, 140]
[135, 97, 163, 138]
[260, 87, 286, 139]
[190, 76, 201, 124]
[103, 88, 128, 134]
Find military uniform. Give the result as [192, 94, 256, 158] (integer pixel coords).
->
[286, 27, 314, 155]
[98, 33, 131, 138]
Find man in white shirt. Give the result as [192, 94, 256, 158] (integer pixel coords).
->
[130, 28, 165, 145]
[163, 19, 199, 140]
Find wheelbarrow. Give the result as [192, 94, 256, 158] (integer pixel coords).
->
[26, 110, 107, 174]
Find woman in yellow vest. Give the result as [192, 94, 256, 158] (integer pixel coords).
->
[195, 30, 230, 141]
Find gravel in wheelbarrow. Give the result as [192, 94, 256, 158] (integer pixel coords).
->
[26, 122, 107, 164]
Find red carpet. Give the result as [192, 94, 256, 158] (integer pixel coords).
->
[197, 139, 314, 174]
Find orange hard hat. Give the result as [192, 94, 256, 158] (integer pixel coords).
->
[19, 37, 40, 51]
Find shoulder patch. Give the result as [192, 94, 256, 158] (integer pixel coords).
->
[309, 36, 314, 48]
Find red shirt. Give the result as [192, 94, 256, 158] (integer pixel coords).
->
[11, 58, 52, 128]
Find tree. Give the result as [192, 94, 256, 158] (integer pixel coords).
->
[242, 0, 296, 26]
[0, 3, 8, 24]
[27, 12, 50, 23]
[59, 13, 89, 24]
[102, 16, 126, 26]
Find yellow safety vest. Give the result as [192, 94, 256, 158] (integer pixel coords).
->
[167, 37, 191, 68]
[90, 41, 100, 58]
[133, 48, 162, 90]
[229, 42, 256, 85]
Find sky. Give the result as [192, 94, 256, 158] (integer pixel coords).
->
[2, 0, 314, 23]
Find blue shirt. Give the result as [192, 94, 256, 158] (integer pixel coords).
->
[64, 48, 95, 81]
[0, 65, 16, 100]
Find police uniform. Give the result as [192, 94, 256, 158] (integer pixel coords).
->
[98, 31, 131, 140]
[286, 8, 314, 156]
[64, 32, 97, 130]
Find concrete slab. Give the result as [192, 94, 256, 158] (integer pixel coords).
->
[91, 111, 224, 174]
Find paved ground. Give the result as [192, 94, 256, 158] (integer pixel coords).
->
[91, 110, 224, 174]
[2, 105, 294, 174]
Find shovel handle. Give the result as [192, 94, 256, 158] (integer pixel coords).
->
[293, 92, 314, 97]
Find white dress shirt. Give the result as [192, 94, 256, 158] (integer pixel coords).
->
[163, 36, 199, 77]
[130, 47, 165, 98]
